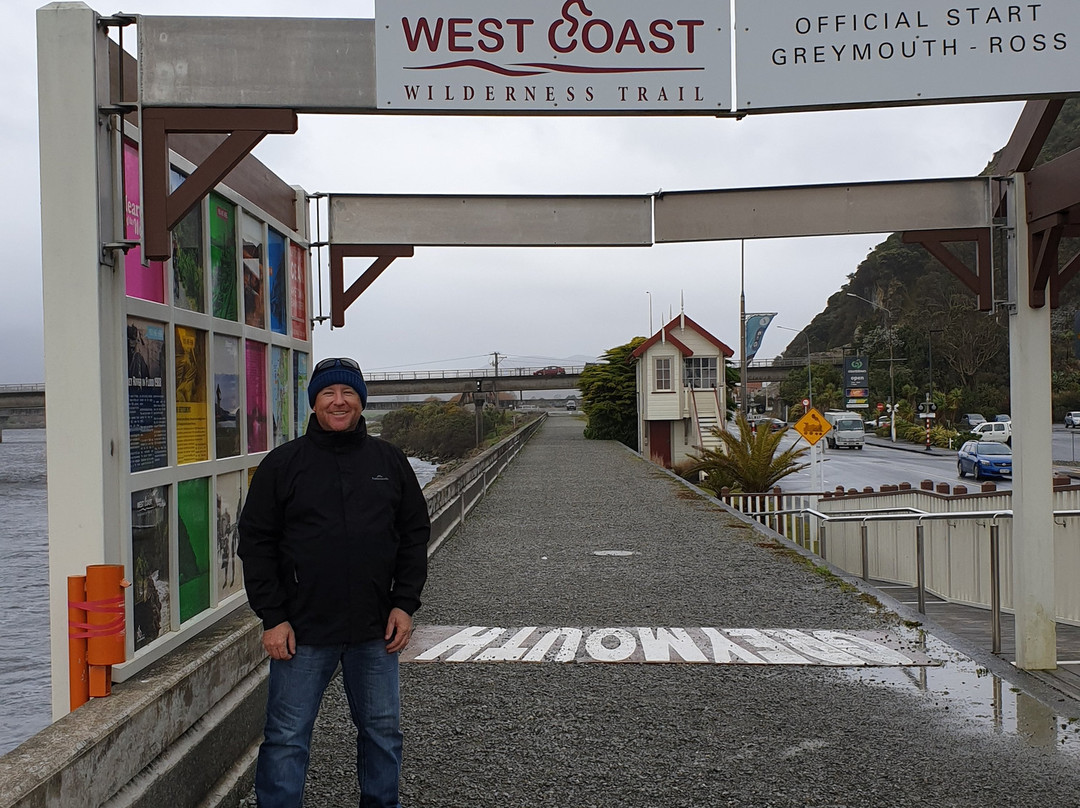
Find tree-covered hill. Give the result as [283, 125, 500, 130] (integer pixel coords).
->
[779, 99, 1080, 420]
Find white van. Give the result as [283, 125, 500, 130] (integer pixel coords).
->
[823, 411, 865, 449]
[971, 420, 1011, 443]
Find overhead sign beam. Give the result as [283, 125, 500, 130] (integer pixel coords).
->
[653, 178, 993, 242]
[329, 194, 653, 246]
[138, 1, 1080, 114]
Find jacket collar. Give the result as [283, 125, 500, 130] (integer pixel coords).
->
[304, 413, 368, 447]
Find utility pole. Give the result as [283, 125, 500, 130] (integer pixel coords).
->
[848, 293, 897, 443]
[491, 351, 501, 410]
[740, 241, 748, 415]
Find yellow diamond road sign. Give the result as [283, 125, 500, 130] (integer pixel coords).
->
[794, 408, 832, 446]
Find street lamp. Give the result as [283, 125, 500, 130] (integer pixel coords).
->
[776, 325, 812, 412]
[847, 292, 896, 443]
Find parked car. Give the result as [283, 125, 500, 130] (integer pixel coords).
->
[755, 417, 786, 432]
[533, 365, 566, 376]
[959, 413, 986, 430]
[971, 420, 1011, 443]
[1066, 411, 1080, 428]
[993, 414, 1011, 422]
[957, 440, 1012, 479]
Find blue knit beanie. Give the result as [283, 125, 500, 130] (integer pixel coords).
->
[307, 359, 368, 408]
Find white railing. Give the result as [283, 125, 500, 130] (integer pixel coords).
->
[717, 485, 1080, 653]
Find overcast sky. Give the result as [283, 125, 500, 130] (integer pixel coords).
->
[4, 0, 1025, 382]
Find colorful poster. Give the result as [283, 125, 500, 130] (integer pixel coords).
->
[175, 326, 209, 464]
[294, 351, 309, 437]
[178, 477, 210, 623]
[289, 242, 308, 341]
[246, 340, 268, 453]
[127, 317, 167, 472]
[243, 213, 265, 328]
[213, 335, 241, 458]
[123, 140, 165, 303]
[215, 472, 244, 600]
[268, 228, 287, 335]
[271, 345, 290, 447]
[170, 168, 205, 312]
[132, 485, 169, 651]
[210, 193, 238, 321]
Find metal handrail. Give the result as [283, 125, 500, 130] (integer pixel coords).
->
[732, 501, 1080, 656]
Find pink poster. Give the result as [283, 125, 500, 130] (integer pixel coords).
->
[245, 340, 268, 453]
[123, 140, 166, 303]
[289, 242, 308, 341]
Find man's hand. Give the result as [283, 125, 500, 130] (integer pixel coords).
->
[263, 621, 295, 660]
[384, 608, 413, 653]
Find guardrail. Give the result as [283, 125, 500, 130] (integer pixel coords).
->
[717, 487, 1080, 655]
[366, 367, 585, 381]
[0, 384, 45, 393]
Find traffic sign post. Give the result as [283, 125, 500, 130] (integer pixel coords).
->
[794, 407, 831, 491]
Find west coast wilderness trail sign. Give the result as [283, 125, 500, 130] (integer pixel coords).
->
[736, 1, 1080, 111]
[374, 0, 732, 112]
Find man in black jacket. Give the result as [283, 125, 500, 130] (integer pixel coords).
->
[239, 357, 429, 808]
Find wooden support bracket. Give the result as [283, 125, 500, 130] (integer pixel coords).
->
[329, 245, 415, 328]
[141, 107, 298, 261]
[901, 228, 993, 311]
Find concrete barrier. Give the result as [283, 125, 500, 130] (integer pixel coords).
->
[0, 413, 547, 808]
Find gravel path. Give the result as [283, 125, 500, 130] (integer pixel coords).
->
[253, 415, 1080, 807]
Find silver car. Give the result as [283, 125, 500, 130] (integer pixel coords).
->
[1066, 412, 1080, 428]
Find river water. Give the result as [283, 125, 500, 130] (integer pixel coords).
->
[0, 428, 437, 757]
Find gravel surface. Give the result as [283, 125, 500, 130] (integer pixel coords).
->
[246, 415, 1080, 807]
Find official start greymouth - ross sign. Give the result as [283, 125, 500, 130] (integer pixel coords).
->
[401, 626, 935, 666]
[737, 1, 1080, 110]
[374, 0, 732, 111]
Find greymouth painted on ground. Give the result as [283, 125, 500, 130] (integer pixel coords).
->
[403, 626, 934, 666]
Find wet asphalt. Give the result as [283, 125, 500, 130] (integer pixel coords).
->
[253, 414, 1080, 808]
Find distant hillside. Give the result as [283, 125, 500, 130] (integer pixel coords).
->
[781, 100, 1080, 417]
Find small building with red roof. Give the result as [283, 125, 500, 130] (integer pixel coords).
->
[630, 312, 734, 468]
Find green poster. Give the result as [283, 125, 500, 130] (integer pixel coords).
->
[210, 193, 238, 321]
[178, 477, 210, 623]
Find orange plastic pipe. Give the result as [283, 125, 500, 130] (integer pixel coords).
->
[85, 564, 126, 697]
[67, 576, 89, 711]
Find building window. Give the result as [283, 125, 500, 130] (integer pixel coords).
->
[655, 357, 671, 390]
[683, 357, 718, 390]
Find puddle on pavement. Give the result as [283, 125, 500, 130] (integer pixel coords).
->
[839, 629, 1080, 754]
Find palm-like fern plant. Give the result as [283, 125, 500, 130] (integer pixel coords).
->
[688, 413, 810, 494]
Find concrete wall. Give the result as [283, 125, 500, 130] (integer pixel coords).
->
[0, 414, 547, 808]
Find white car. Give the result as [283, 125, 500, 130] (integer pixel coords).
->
[1065, 412, 1080, 428]
[971, 420, 1011, 443]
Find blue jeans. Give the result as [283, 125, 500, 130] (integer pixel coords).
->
[255, 640, 402, 808]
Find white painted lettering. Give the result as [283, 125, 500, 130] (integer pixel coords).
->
[725, 629, 812, 664]
[416, 626, 505, 661]
[764, 630, 865, 665]
[522, 628, 583, 662]
[585, 628, 637, 661]
[812, 631, 915, 665]
[700, 628, 765, 664]
[475, 627, 538, 661]
[637, 628, 708, 662]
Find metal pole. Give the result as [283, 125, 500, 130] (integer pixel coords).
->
[740, 241, 748, 415]
[818, 521, 827, 559]
[860, 521, 869, 581]
[990, 521, 1002, 655]
[915, 521, 927, 614]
